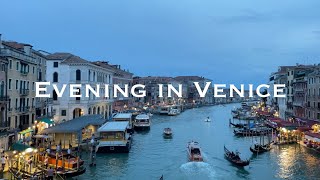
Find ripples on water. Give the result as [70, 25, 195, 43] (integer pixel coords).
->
[60, 104, 320, 180]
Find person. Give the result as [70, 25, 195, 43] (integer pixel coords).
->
[44, 156, 49, 169]
[1, 156, 5, 171]
[47, 167, 54, 180]
[46, 147, 51, 154]
[67, 147, 71, 158]
[56, 144, 61, 153]
[0, 147, 4, 156]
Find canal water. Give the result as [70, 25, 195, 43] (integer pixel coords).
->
[78, 103, 320, 180]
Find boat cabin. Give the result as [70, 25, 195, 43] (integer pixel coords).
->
[96, 121, 132, 153]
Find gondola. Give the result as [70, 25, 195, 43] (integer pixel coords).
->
[229, 122, 246, 128]
[250, 143, 273, 154]
[224, 146, 250, 167]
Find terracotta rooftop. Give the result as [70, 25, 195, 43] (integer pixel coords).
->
[46, 52, 73, 60]
[46, 52, 88, 64]
[174, 76, 206, 81]
[2, 41, 32, 51]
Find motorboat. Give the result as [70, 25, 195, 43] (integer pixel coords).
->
[187, 141, 203, 162]
[204, 117, 211, 122]
[163, 128, 173, 138]
[168, 109, 180, 116]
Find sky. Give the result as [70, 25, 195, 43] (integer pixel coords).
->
[1, 0, 320, 86]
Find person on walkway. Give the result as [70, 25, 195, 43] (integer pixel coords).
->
[44, 156, 49, 169]
[1, 156, 6, 171]
[47, 167, 54, 180]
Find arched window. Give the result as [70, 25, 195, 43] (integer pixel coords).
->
[53, 90, 57, 100]
[97, 107, 100, 114]
[88, 108, 91, 115]
[76, 69, 81, 81]
[53, 72, 58, 82]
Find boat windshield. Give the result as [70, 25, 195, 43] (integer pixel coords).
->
[191, 148, 201, 155]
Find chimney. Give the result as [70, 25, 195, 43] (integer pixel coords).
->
[24, 44, 32, 55]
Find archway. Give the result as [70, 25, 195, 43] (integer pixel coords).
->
[73, 108, 82, 119]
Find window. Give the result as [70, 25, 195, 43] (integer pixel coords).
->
[32, 82, 35, 91]
[88, 70, 91, 81]
[61, 110, 67, 116]
[53, 62, 58, 68]
[53, 90, 58, 100]
[76, 69, 81, 81]
[8, 79, 11, 90]
[8, 117, 11, 128]
[16, 62, 19, 70]
[1, 64, 6, 71]
[76, 88, 81, 101]
[53, 72, 58, 82]
[33, 67, 35, 74]
[9, 60, 12, 69]
[15, 80, 18, 90]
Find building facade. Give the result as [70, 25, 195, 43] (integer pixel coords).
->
[93, 61, 133, 112]
[306, 67, 320, 120]
[46, 53, 114, 123]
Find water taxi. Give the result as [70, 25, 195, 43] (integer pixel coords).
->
[96, 121, 132, 153]
[168, 109, 180, 116]
[187, 141, 203, 162]
[163, 128, 173, 138]
[134, 114, 151, 130]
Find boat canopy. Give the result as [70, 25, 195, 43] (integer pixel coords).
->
[98, 121, 130, 132]
[113, 113, 132, 119]
[136, 114, 149, 120]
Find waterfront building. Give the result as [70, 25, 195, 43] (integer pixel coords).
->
[286, 65, 315, 120]
[0, 56, 9, 149]
[0, 36, 49, 132]
[174, 76, 214, 105]
[292, 67, 314, 119]
[93, 61, 133, 112]
[306, 66, 320, 120]
[132, 76, 172, 106]
[46, 53, 115, 123]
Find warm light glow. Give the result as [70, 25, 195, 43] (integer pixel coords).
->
[13, 150, 17, 154]
[25, 148, 34, 153]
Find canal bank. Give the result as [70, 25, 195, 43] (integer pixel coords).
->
[7, 103, 317, 180]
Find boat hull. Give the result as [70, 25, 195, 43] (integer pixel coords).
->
[134, 125, 150, 131]
[96, 141, 132, 153]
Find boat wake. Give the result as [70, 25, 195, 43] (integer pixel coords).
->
[180, 162, 216, 179]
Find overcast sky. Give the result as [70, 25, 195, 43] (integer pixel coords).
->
[1, 0, 320, 86]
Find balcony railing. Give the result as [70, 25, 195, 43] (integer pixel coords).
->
[15, 107, 30, 113]
[20, 71, 28, 76]
[19, 89, 29, 96]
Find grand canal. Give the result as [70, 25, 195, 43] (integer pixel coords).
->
[76, 103, 320, 180]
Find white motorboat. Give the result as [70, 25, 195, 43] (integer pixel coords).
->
[187, 141, 203, 162]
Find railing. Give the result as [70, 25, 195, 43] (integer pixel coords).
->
[20, 71, 28, 76]
[15, 107, 30, 113]
[19, 89, 29, 96]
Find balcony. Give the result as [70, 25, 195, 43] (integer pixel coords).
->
[20, 71, 28, 76]
[15, 106, 30, 113]
[19, 89, 29, 96]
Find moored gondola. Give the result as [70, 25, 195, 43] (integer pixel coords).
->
[250, 143, 273, 154]
[224, 146, 250, 167]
